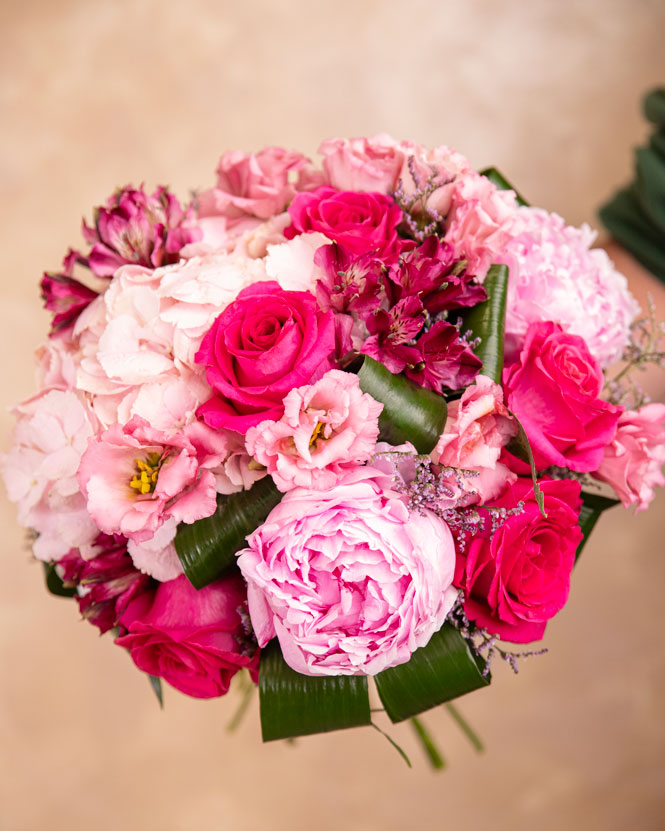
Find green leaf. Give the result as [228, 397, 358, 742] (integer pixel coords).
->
[461, 264, 509, 384]
[148, 674, 164, 708]
[410, 716, 446, 770]
[175, 477, 282, 589]
[42, 561, 76, 598]
[371, 722, 412, 768]
[576, 491, 619, 561]
[480, 167, 529, 206]
[375, 623, 490, 723]
[443, 701, 484, 752]
[357, 356, 447, 454]
[505, 414, 547, 518]
[259, 640, 371, 742]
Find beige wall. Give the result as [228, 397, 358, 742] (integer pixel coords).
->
[1, 1, 665, 829]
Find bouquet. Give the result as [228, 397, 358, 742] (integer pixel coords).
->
[4, 135, 665, 766]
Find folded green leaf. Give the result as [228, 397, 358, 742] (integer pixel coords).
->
[505, 414, 547, 518]
[358, 356, 447, 454]
[410, 716, 446, 770]
[148, 674, 164, 708]
[175, 477, 282, 589]
[576, 491, 619, 561]
[372, 722, 412, 768]
[443, 701, 484, 752]
[480, 167, 529, 207]
[259, 640, 371, 741]
[375, 623, 490, 723]
[461, 264, 509, 384]
[42, 561, 76, 598]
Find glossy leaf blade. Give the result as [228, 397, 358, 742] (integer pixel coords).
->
[461, 264, 509, 384]
[357, 356, 447, 454]
[480, 167, 529, 206]
[576, 491, 619, 561]
[175, 477, 282, 589]
[410, 716, 446, 769]
[148, 674, 164, 708]
[259, 640, 371, 741]
[375, 623, 490, 723]
[42, 561, 76, 598]
[505, 414, 547, 518]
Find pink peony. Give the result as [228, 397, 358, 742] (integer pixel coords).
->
[432, 375, 518, 502]
[502, 208, 639, 366]
[116, 573, 259, 699]
[454, 477, 583, 643]
[318, 134, 407, 193]
[503, 321, 621, 472]
[196, 146, 310, 225]
[593, 404, 665, 511]
[284, 186, 406, 258]
[1, 389, 99, 561]
[237, 466, 458, 676]
[77, 418, 228, 569]
[246, 370, 383, 492]
[195, 281, 337, 433]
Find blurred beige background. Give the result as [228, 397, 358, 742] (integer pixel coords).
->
[2, 1, 665, 829]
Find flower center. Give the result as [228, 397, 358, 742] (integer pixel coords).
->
[129, 452, 163, 495]
[309, 421, 326, 449]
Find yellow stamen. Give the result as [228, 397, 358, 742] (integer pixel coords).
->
[309, 421, 325, 448]
[129, 452, 164, 496]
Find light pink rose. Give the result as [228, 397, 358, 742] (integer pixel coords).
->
[593, 404, 665, 511]
[237, 466, 458, 676]
[443, 171, 520, 280]
[318, 134, 407, 193]
[197, 146, 310, 226]
[502, 208, 639, 366]
[431, 375, 518, 502]
[77, 417, 228, 557]
[246, 370, 383, 492]
[1, 389, 99, 561]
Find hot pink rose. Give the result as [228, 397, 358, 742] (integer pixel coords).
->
[115, 573, 259, 699]
[246, 370, 383, 492]
[237, 466, 458, 676]
[455, 478, 583, 643]
[195, 281, 336, 433]
[284, 186, 405, 258]
[503, 321, 621, 472]
[593, 403, 665, 511]
[432, 375, 517, 503]
[318, 135, 407, 193]
[196, 146, 310, 225]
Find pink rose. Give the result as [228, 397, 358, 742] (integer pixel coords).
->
[318, 134, 407, 193]
[246, 370, 383, 492]
[77, 418, 229, 565]
[593, 403, 665, 511]
[432, 375, 518, 503]
[284, 186, 405, 258]
[503, 321, 621, 472]
[115, 573, 259, 699]
[237, 466, 458, 676]
[196, 146, 310, 225]
[454, 478, 583, 643]
[195, 281, 337, 433]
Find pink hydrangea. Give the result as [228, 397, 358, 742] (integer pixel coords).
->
[431, 375, 518, 502]
[1, 389, 99, 561]
[237, 466, 458, 676]
[593, 404, 665, 511]
[196, 146, 310, 226]
[77, 418, 229, 577]
[246, 370, 383, 492]
[502, 208, 639, 366]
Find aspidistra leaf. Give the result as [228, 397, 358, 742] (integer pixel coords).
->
[575, 491, 619, 561]
[461, 264, 509, 384]
[480, 167, 529, 207]
[42, 561, 76, 598]
[375, 623, 490, 723]
[175, 477, 282, 590]
[505, 414, 547, 518]
[259, 640, 371, 741]
[358, 356, 447, 454]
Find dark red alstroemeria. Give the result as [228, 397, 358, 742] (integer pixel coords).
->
[405, 320, 482, 392]
[314, 242, 385, 317]
[40, 248, 99, 335]
[361, 296, 425, 373]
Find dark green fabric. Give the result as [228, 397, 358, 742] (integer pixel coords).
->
[599, 89, 665, 283]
